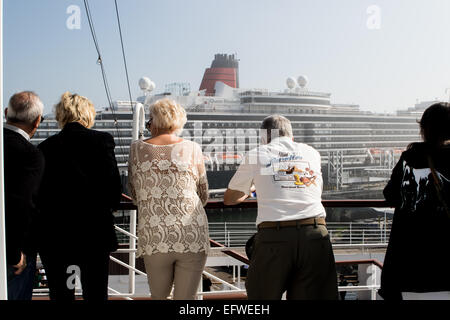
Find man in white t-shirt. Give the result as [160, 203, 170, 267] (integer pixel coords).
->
[224, 115, 338, 300]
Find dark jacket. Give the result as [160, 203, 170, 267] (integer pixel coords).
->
[379, 142, 450, 300]
[37, 122, 122, 253]
[3, 128, 45, 265]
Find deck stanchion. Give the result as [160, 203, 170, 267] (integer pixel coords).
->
[126, 100, 143, 297]
[197, 276, 203, 300]
[237, 265, 241, 288]
[128, 209, 137, 295]
[370, 264, 378, 300]
[132, 102, 145, 141]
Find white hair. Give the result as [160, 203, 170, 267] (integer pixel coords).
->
[7, 91, 44, 125]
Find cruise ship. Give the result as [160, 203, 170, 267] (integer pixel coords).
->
[9, 54, 440, 301]
[31, 53, 428, 198]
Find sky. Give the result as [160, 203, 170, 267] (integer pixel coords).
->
[2, 0, 450, 114]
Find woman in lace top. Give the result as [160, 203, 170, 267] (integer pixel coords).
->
[128, 98, 209, 300]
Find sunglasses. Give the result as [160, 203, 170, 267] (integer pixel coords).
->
[146, 116, 152, 130]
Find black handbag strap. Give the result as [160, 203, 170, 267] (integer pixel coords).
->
[427, 155, 450, 219]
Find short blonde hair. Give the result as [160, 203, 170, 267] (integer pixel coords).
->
[54, 92, 96, 128]
[149, 99, 187, 135]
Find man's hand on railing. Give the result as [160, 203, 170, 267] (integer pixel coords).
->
[223, 189, 249, 206]
[13, 252, 27, 275]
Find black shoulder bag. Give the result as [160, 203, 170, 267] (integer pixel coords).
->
[427, 155, 450, 219]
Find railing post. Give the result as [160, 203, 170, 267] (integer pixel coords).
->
[128, 209, 137, 295]
[232, 265, 235, 283]
[224, 222, 227, 246]
[132, 103, 145, 141]
[371, 265, 378, 300]
[237, 265, 241, 288]
[349, 222, 352, 245]
[197, 275, 203, 300]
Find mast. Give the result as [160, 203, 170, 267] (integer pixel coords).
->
[0, 0, 8, 300]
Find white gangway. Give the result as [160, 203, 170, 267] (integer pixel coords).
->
[0, 0, 9, 301]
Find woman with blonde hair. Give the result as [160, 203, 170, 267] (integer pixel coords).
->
[37, 92, 122, 300]
[128, 98, 209, 300]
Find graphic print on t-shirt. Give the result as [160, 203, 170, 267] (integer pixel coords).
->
[400, 161, 450, 212]
[271, 157, 317, 188]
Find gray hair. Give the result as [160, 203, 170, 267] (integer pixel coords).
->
[260, 115, 293, 143]
[7, 91, 44, 125]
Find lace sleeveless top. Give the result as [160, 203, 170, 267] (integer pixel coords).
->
[128, 140, 209, 257]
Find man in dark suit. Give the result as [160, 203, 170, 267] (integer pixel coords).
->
[37, 92, 122, 301]
[3, 91, 45, 300]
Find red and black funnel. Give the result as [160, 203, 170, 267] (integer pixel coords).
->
[199, 54, 239, 96]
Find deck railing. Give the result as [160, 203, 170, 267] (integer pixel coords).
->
[208, 221, 392, 248]
[33, 196, 390, 300]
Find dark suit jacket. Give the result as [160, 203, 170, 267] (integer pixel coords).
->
[3, 127, 45, 265]
[37, 122, 122, 253]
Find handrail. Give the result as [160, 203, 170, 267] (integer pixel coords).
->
[336, 259, 383, 269]
[210, 239, 250, 265]
[207, 199, 391, 209]
[119, 194, 391, 210]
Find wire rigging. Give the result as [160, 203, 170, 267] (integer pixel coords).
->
[114, 0, 134, 113]
[83, 0, 127, 161]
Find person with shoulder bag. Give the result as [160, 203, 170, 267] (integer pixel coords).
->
[380, 103, 450, 300]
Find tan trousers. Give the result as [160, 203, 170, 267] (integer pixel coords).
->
[143, 252, 207, 300]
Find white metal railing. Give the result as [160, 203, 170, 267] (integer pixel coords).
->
[31, 212, 388, 300]
[106, 209, 246, 300]
[209, 220, 392, 247]
[107, 217, 386, 300]
[108, 209, 137, 300]
[338, 263, 382, 300]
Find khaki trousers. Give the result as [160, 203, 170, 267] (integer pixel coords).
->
[143, 252, 207, 300]
[246, 224, 338, 300]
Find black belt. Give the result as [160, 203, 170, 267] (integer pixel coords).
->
[258, 217, 326, 230]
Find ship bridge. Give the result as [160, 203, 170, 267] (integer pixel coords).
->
[239, 89, 332, 114]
